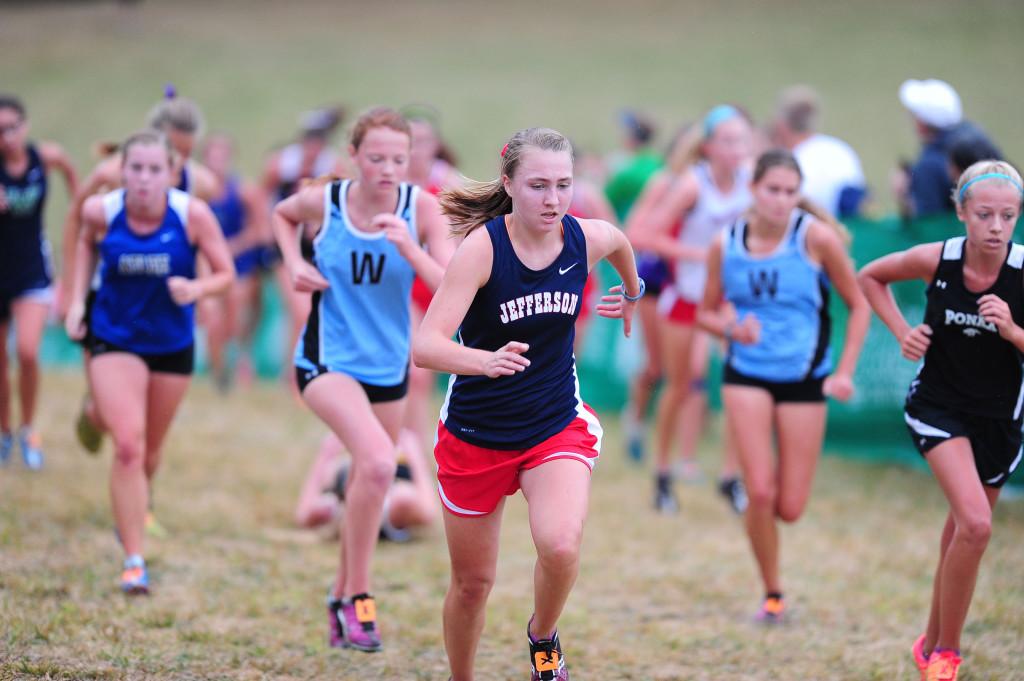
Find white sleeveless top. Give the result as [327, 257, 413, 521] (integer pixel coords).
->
[672, 161, 752, 302]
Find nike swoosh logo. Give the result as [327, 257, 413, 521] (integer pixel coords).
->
[558, 263, 578, 275]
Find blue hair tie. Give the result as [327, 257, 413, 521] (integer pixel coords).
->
[702, 105, 741, 139]
[958, 173, 1024, 201]
[164, 83, 177, 100]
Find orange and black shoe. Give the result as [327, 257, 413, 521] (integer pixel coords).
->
[528, 617, 568, 680]
[911, 634, 930, 680]
[926, 649, 962, 681]
[754, 593, 786, 624]
[338, 593, 382, 652]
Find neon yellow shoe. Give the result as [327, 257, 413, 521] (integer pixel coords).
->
[145, 512, 168, 539]
[75, 397, 103, 454]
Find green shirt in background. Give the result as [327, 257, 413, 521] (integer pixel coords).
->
[604, 151, 663, 223]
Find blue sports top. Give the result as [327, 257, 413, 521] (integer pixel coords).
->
[294, 179, 419, 386]
[441, 213, 596, 450]
[721, 210, 832, 382]
[0, 144, 52, 292]
[208, 175, 259, 276]
[90, 188, 197, 354]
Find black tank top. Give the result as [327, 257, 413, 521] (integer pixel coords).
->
[912, 237, 1024, 419]
[0, 144, 50, 291]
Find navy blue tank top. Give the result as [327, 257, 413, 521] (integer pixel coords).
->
[90, 188, 197, 354]
[209, 175, 244, 239]
[0, 144, 52, 292]
[441, 214, 589, 450]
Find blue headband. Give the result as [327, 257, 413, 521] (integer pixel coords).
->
[703, 105, 741, 138]
[958, 173, 1024, 201]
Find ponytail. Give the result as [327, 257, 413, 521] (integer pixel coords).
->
[440, 127, 572, 238]
[797, 197, 851, 246]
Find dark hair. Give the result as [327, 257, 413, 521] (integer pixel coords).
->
[752, 148, 850, 244]
[621, 110, 655, 146]
[440, 127, 573, 237]
[0, 94, 26, 119]
[948, 132, 1003, 176]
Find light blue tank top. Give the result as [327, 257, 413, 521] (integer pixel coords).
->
[721, 210, 832, 382]
[294, 179, 419, 385]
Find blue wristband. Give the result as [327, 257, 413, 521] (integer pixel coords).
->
[622, 278, 645, 302]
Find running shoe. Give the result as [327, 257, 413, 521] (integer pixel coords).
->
[338, 593, 382, 652]
[926, 649, 962, 681]
[718, 476, 748, 514]
[120, 555, 149, 595]
[0, 432, 12, 466]
[912, 634, 930, 681]
[75, 395, 104, 454]
[18, 427, 43, 470]
[145, 512, 168, 539]
[654, 473, 678, 514]
[326, 594, 345, 648]
[754, 594, 786, 624]
[621, 408, 645, 463]
[528, 618, 568, 680]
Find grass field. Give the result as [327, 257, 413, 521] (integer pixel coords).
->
[3, 2, 1024, 679]
[2, 372, 1023, 680]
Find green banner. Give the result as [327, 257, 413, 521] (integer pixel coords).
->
[29, 213, 1020, 485]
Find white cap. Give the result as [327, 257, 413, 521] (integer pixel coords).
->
[899, 79, 962, 129]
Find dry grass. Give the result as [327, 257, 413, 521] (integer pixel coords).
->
[1, 372, 1022, 680]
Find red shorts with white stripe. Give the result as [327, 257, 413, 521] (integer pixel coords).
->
[657, 287, 698, 325]
[434, 405, 603, 517]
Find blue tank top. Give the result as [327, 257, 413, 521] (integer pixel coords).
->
[441, 214, 591, 450]
[0, 144, 52, 291]
[176, 163, 190, 193]
[294, 180, 419, 386]
[90, 188, 197, 354]
[208, 175, 259, 276]
[721, 210, 832, 382]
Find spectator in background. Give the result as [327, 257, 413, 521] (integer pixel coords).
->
[894, 78, 1000, 220]
[772, 85, 866, 218]
[947, 128, 1003, 180]
[604, 110, 662, 222]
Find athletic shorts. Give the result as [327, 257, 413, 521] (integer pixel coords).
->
[88, 337, 195, 375]
[904, 394, 1023, 488]
[722, 364, 825, 403]
[636, 253, 671, 297]
[0, 285, 53, 323]
[295, 363, 410, 403]
[434, 405, 602, 517]
[657, 287, 697, 325]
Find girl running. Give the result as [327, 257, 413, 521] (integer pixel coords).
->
[0, 94, 78, 469]
[858, 160, 1024, 681]
[60, 92, 218, 455]
[64, 130, 234, 594]
[414, 127, 641, 681]
[629, 107, 753, 512]
[697, 148, 868, 622]
[200, 132, 267, 391]
[272, 107, 450, 652]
